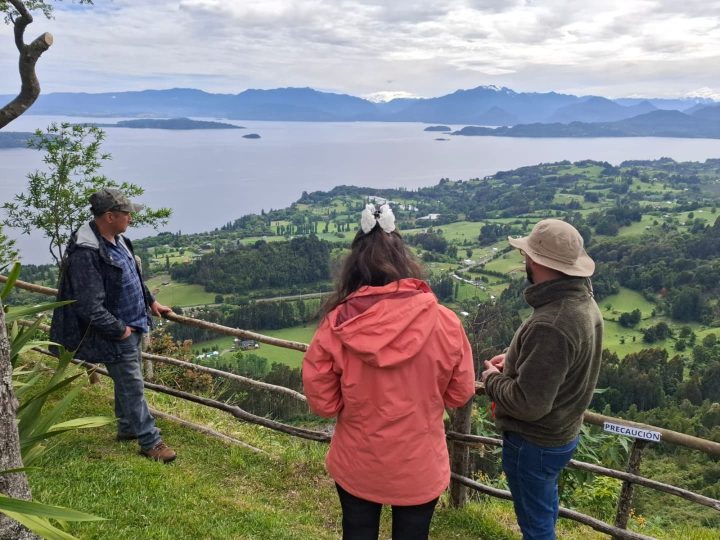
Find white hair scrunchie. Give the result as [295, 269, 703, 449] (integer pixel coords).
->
[360, 203, 396, 234]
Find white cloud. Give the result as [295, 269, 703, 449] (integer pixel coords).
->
[0, 0, 718, 99]
[686, 87, 720, 101]
[363, 90, 420, 102]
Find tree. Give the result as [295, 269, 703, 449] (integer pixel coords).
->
[0, 227, 18, 269]
[0, 1, 93, 128]
[2, 123, 172, 265]
[669, 287, 706, 323]
[618, 308, 641, 328]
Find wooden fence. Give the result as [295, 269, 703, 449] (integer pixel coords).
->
[4, 274, 720, 540]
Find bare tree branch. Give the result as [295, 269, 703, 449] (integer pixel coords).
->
[0, 0, 53, 129]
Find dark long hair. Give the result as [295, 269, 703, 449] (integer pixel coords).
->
[321, 225, 425, 317]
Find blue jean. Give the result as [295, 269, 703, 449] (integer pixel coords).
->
[104, 331, 160, 450]
[502, 432, 578, 540]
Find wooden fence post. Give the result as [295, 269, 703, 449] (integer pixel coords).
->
[449, 397, 474, 507]
[613, 439, 648, 538]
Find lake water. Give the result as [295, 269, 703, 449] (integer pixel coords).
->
[2, 115, 720, 264]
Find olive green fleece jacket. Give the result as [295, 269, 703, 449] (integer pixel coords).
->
[485, 277, 603, 447]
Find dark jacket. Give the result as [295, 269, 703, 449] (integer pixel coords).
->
[50, 221, 154, 363]
[485, 277, 603, 446]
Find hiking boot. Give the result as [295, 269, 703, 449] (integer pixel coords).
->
[140, 441, 176, 463]
[117, 428, 161, 441]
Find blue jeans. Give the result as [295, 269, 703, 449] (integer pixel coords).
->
[502, 432, 578, 540]
[105, 332, 160, 450]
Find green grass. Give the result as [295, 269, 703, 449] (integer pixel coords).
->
[42, 365, 720, 538]
[455, 281, 488, 302]
[145, 274, 216, 307]
[483, 251, 524, 275]
[193, 326, 318, 368]
[402, 221, 482, 243]
[260, 326, 318, 368]
[25, 358, 717, 540]
[600, 288, 656, 319]
[23, 367, 524, 540]
[614, 214, 660, 237]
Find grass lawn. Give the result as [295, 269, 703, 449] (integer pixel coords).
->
[259, 326, 318, 368]
[24, 364, 533, 540]
[239, 235, 291, 245]
[192, 326, 317, 368]
[614, 214, 660, 237]
[602, 319, 660, 357]
[599, 288, 656, 320]
[145, 274, 216, 307]
[483, 251, 524, 275]
[24, 356, 716, 539]
[402, 220, 483, 244]
[455, 281, 488, 301]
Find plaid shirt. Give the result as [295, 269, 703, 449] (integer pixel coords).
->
[104, 238, 149, 333]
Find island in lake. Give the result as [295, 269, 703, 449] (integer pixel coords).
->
[243, 133, 261, 139]
[424, 125, 452, 132]
[453, 108, 720, 139]
[0, 132, 33, 149]
[90, 118, 245, 130]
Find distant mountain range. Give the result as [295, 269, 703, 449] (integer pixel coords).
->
[0, 85, 715, 126]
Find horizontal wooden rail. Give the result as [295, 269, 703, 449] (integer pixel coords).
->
[21, 320, 308, 404]
[450, 473, 658, 540]
[8, 274, 720, 538]
[142, 351, 308, 403]
[474, 381, 720, 457]
[446, 431, 720, 512]
[582, 411, 720, 457]
[163, 312, 308, 352]
[34, 348, 331, 443]
[0, 274, 57, 296]
[0, 275, 308, 352]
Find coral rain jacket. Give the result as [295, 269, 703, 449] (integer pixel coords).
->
[303, 278, 476, 505]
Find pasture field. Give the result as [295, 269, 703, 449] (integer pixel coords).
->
[146, 274, 216, 306]
[483, 251, 524, 275]
[192, 325, 317, 368]
[600, 288, 656, 319]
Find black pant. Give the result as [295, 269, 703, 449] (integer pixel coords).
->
[335, 483, 438, 540]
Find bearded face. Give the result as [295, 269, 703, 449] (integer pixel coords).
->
[525, 257, 534, 284]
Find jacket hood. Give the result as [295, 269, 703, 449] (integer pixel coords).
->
[329, 278, 439, 368]
[524, 276, 594, 309]
[74, 222, 100, 250]
[69, 221, 132, 259]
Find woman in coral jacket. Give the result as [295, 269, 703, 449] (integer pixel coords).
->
[303, 203, 476, 540]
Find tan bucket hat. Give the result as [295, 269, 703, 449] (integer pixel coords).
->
[508, 219, 595, 277]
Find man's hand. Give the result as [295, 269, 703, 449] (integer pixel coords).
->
[120, 326, 133, 340]
[488, 353, 506, 371]
[481, 360, 501, 383]
[151, 300, 173, 317]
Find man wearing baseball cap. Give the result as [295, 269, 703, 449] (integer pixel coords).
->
[481, 219, 603, 539]
[51, 188, 176, 463]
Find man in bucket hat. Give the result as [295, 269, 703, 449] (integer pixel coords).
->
[50, 188, 176, 463]
[481, 219, 603, 539]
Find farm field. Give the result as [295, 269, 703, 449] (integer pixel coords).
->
[192, 325, 317, 368]
[146, 274, 216, 306]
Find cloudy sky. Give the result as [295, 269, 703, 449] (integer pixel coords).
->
[1, 0, 719, 100]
